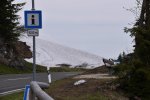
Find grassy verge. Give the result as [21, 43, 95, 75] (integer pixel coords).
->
[83, 65, 109, 74]
[0, 75, 127, 100]
[46, 77, 128, 100]
[0, 61, 46, 75]
[50, 67, 87, 72]
[0, 92, 24, 100]
[0, 62, 87, 75]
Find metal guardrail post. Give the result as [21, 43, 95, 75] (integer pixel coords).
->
[29, 88, 34, 100]
[29, 81, 54, 100]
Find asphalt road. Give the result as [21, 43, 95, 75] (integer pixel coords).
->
[0, 72, 80, 95]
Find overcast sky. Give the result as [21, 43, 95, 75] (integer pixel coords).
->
[16, 0, 136, 59]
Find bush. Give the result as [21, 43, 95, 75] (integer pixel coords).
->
[114, 64, 135, 78]
[126, 68, 150, 99]
[114, 61, 150, 99]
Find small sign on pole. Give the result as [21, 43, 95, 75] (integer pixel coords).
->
[27, 29, 39, 36]
[24, 10, 42, 29]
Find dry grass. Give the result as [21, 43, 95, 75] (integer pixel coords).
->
[83, 65, 110, 74]
[46, 77, 128, 100]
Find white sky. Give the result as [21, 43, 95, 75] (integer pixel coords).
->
[16, 0, 136, 59]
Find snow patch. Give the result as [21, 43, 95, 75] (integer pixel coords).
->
[74, 80, 86, 86]
[20, 36, 104, 68]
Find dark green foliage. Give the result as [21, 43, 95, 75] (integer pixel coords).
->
[127, 68, 150, 99]
[117, 52, 127, 63]
[116, 65, 150, 99]
[0, 0, 25, 43]
[117, 54, 122, 63]
[49, 67, 87, 72]
[115, 46, 150, 99]
[0, 0, 29, 68]
[127, 27, 150, 66]
[115, 62, 150, 99]
[117, 52, 134, 65]
[115, 0, 150, 99]
[114, 64, 134, 78]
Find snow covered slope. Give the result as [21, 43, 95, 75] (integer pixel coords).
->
[20, 36, 104, 68]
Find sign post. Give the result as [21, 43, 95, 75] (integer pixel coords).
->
[24, 0, 42, 100]
[24, 0, 42, 82]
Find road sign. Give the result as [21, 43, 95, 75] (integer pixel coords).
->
[27, 29, 39, 36]
[24, 10, 42, 29]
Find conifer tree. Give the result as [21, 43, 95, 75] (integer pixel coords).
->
[116, 0, 150, 99]
[125, 0, 150, 65]
[0, 0, 25, 43]
[0, 0, 30, 68]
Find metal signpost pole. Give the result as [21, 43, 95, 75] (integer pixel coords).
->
[24, 0, 42, 99]
[33, 36, 36, 81]
[31, 0, 36, 100]
[31, 0, 36, 81]
[32, 0, 35, 10]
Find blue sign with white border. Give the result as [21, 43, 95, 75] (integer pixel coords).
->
[24, 10, 42, 29]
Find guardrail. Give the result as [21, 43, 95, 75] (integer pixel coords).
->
[29, 81, 54, 100]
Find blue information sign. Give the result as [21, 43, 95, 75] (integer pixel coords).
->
[24, 10, 42, 29]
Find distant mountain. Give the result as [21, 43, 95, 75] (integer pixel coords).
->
[20, 36, 104, 68]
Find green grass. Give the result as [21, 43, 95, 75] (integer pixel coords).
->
[0, 62, 86, 75]
[24, 61, 47, 73]
[0, 92, 24, 100]
[0, 61, 47, 75]
[50, 67, 87, 72]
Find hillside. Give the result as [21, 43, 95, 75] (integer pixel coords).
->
[20, 36, 104, 68]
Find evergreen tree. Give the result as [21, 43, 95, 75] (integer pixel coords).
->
[126, 0, 150, 66]
[115, 0, 150, 99]
[117, 53, 122, 62]
[0, 0, 31, 68]
[0, 0, 25, 43]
